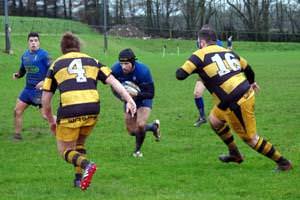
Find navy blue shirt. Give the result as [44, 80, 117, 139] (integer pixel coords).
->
[111, 61, 153, 87]
[111, 61, 154, 100]
[19, 48, 50, 89]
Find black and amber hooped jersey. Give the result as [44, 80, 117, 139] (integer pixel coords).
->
[181, 45, 251, 110]
[43, 52, 111, 120]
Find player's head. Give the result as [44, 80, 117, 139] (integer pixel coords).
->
[27, 32, 40, 52]
[197, 24, 217, 49]
[119, 48, 137, 74]
[60, 32, 81, 54]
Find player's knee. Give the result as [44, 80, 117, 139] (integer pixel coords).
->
[126, 126, 135, 134]
[136, 122, 146, 132]
[208, 115, 221, 130]
[241, 134, 258, 148]
[42, 114, 48, 120]
[194, 91, 202, 98]
[14, 108, 23, 117]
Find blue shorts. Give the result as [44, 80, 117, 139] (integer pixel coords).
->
[19, 88, 42, 107]
[124, 99, 153, 111]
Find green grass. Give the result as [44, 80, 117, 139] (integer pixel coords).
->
[0, 17, 300, 200]
[1, 16, 93, 34]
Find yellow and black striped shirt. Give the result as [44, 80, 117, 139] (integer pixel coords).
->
[43, 52, 111, 121]
[181, 45, 250, 110]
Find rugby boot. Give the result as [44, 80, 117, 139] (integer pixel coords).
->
[275, 158, 292, 172]
[219, 149, 244, 164]
[133, 151, 143, 158]
[80, 163, 97, 190]
[153, 119, 161, 142]
[13, 133, 22, 141]
[193, 117, 207, 127]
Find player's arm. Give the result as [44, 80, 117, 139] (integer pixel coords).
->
[176, 54, 199, 80]
[98, 63, 136, 116]
[176, 68, 190, 80]
[13, 63, 26, 79]
[106, 75, 137, 117]
[240, 57, 260, 93]
[42, 91, 56, 135]
[134, 68, 155, 100]
[135, 82, 154, 100]
[42, 67, 57, 134]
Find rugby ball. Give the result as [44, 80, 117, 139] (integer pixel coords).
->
[111, 81, 141, 101]
[123, 81, 141, 97]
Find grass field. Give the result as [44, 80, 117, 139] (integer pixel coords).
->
[0, 17, 300, 200]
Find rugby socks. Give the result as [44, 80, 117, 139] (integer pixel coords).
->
[213, 124, 238, 150]
[135, 131, 146, 152]
[64, 149, 90, 170]
[75, 144, 87, 176]
[145, 123, 156, 132]
[253, 136, 285, 163]
[195, 97, 205, 119]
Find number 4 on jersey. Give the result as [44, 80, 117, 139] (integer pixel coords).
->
[68, 58, 87, 82]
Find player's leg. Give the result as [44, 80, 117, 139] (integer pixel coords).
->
[140, 99, 161, 141]
[193, 80, 206, 127]
[14, 97, 29, 140]
[231, 95, 292, 171]
[124, 112, 137, 136]
[73, 135, 88, 188]
[132, 107, 151, 157]
[56, 125, 96, 190]
[76, 125, 97, 190]
[209, 106, 243, 163]
[145, 119, 161, 142]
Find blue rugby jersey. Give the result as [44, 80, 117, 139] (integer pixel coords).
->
[111, 61, 153, 87]
[19, 48, 50, 89]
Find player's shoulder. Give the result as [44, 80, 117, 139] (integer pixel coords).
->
[22, 49, 30, 57]
[135, 61, 150, 73]
[111, 62, 122, 72]
[34, 48, 49, 58]
[38, 48, 48, 54]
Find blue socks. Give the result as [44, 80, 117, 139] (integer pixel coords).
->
[195, 97, 205, 118]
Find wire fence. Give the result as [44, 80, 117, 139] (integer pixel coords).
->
[2, 17, 300, 42]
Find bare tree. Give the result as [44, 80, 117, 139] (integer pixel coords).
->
[115, 0, 125, 24]
[146, 0, 154, 31]
[43, 0, 47, 17]
[286, 0, 300, 33]
[53, 0, 57, 18]
[63, 0, 67, 18]
[26, 0, 37, 16]
[10, 0, 17, 15]
[226, 0, 271, 32]
[179, 0, 216, 31]
[69, 0, 72, 19]
[84, 0, 88, 21]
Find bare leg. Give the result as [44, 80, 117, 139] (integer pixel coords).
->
[14, 99, 29, 140]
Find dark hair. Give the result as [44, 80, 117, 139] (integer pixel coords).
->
[60, 32, 80, 54]
[27, 32, 39, 41]
[198, 24, 217, 43]
[119, 48, 137, 64]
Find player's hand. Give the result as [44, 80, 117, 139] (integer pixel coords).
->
[35, 81, 44, 90]
[251, 82, 260, 93]
[49, 122, 57, 136]
[13, 73, 19, 79]
[126, 100, 137, 118]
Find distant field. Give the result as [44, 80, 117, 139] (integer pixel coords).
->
[0, 17, 300, 200]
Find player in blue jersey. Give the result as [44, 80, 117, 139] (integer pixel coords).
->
[12, 32, 51, 140]
[111, 48, 161, 157]
[227, 35, 233, 50]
